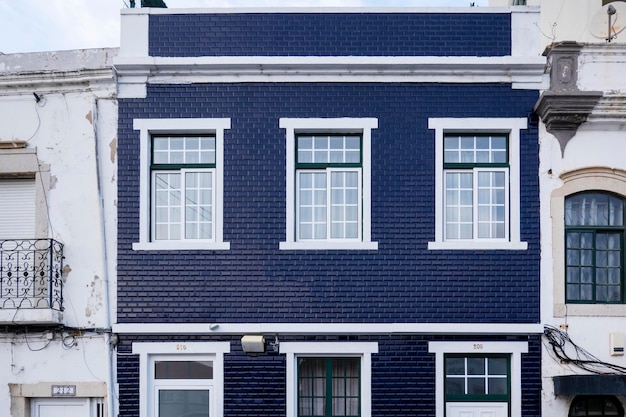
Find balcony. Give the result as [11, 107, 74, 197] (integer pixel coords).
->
[0, 239, 64, 325]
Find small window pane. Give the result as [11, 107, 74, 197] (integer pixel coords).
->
[159, 389, 210, 417]
[467, 378, 486, 395]
[446, 377, 464, 395]
[488, 378, 508, 395]
[155, 361, 213, 379]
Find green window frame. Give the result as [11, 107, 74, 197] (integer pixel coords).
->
[297, 357, 361, 417]
[295, 133, 363, 242]
[150, 134, 216, 242]
[565, 191, 626, 304]
[444, 354, 511, 403]
[443, 133, 510, 241]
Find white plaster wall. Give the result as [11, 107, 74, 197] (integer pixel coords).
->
[538, 69, 626, 417]
[0, 49, 117, 417]
[490, 0, 626, 50]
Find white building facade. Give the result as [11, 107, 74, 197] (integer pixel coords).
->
[508, 0, 626, 415]
[0, 49, 118, 417]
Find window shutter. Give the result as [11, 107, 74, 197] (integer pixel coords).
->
[0, 179, 36, 238]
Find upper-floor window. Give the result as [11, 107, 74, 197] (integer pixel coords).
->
[565, 191, 625, 303]
[151, 135, 216, 241]
[280, 118, 378, 251]
[428, 118, 528, 250]
[133, 118, 230, 251]
[443, 133, 508, 241]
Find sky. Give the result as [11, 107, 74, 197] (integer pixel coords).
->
[0, 0, 489, 54]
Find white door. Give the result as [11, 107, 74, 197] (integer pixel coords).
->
[31, 398, 91, 417]
[446, 402, 508, 417]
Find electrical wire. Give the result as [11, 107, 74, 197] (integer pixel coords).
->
[544, 325, 626, 375]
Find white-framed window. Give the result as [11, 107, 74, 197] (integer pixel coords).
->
[132, 341, 230, 417]
[279, 118, 378, 250]
[428, 341, 528, 417]
[280, 342, 378, 417]
[428, 118, 528, 250]
[132, 119, 230, 251]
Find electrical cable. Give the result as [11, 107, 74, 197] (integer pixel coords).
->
[544, 325, 626, 375]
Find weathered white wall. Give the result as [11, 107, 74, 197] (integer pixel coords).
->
[0, 48, 117, 417]
[538, 38, 626, 417]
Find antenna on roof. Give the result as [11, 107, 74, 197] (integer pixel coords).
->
[589, 1, 626, 42]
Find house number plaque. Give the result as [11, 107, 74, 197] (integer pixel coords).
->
[51, 385, 77, 397]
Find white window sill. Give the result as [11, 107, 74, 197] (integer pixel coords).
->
[427, 241, 528, 251]
[279, 241, 378, 251]
[132, 241, 231, 251]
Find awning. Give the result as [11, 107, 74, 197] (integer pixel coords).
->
[554, 375, 626, 396]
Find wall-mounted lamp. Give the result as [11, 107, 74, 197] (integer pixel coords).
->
[241, 335, 265, 353]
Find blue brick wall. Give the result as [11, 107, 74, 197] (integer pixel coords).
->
[116, 334, 542, 417]
[148, 13, 511, 57]
[117, 83, 540, 324]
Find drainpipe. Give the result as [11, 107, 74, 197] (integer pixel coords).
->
[93, 96, 117, 417]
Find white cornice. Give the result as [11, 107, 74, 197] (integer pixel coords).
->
[115, 55, 547, 98]
[0, 68, 116, 97]
[112, 322, 543, 335]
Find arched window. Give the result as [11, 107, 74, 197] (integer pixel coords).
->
[565, 191, 626, 303]
[569, 395, 624, 416]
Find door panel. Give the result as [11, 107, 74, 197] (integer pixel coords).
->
[31, 398, 91, 417]
[446, 402, 508, 417]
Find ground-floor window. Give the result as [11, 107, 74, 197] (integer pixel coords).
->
[281, 342, 378, 417]
[132, 341, 230, 417]
[298, 357, 360, 417]
[569, 396, 624, 416]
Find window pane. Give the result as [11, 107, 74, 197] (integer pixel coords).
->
[298, 172, 327, 240]
[153, 136, 216, 166]
[467, 358, 484, 375]
[330, 171, 359, 239]
[155, 361, 213, 379]
[467, 378, 485, 395]
[488, 378, 508, 395]
[488, 357, 507, 375]
[446, 357, 465, 375]
[446, 377, 465, 395]
[154, 173, 181, 240]
[158, 389, 210, 417]
[185, 172, 213, 240]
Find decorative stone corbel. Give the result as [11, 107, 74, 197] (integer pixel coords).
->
[534, 41, 602, 154]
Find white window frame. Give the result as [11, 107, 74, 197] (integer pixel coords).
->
[279, 118, 378, 250]
[428, 118, 528, 250]
[132, 341, 230, 417]
[428, 341, 528, 417]
[132, 118, 230, 251]
[280, 342, 378, 417]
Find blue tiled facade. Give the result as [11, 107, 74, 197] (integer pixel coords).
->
[118, 83, 540, 323]
[116, 11, 541, 417]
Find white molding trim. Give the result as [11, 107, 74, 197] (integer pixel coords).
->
[428, 118, 529, 251]
[279, 117, 378, 251]
[280, 342, 378, 417]
[115, 56, 546, 98]
[132, 342, 230, 417]
[428, 341, 528, 417]
[132, 118, 231, 251]
[122, 7, 538, 15]
[114, 322, 543, 335]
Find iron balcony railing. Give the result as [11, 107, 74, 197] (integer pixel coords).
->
[0, 239, 64, 311]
